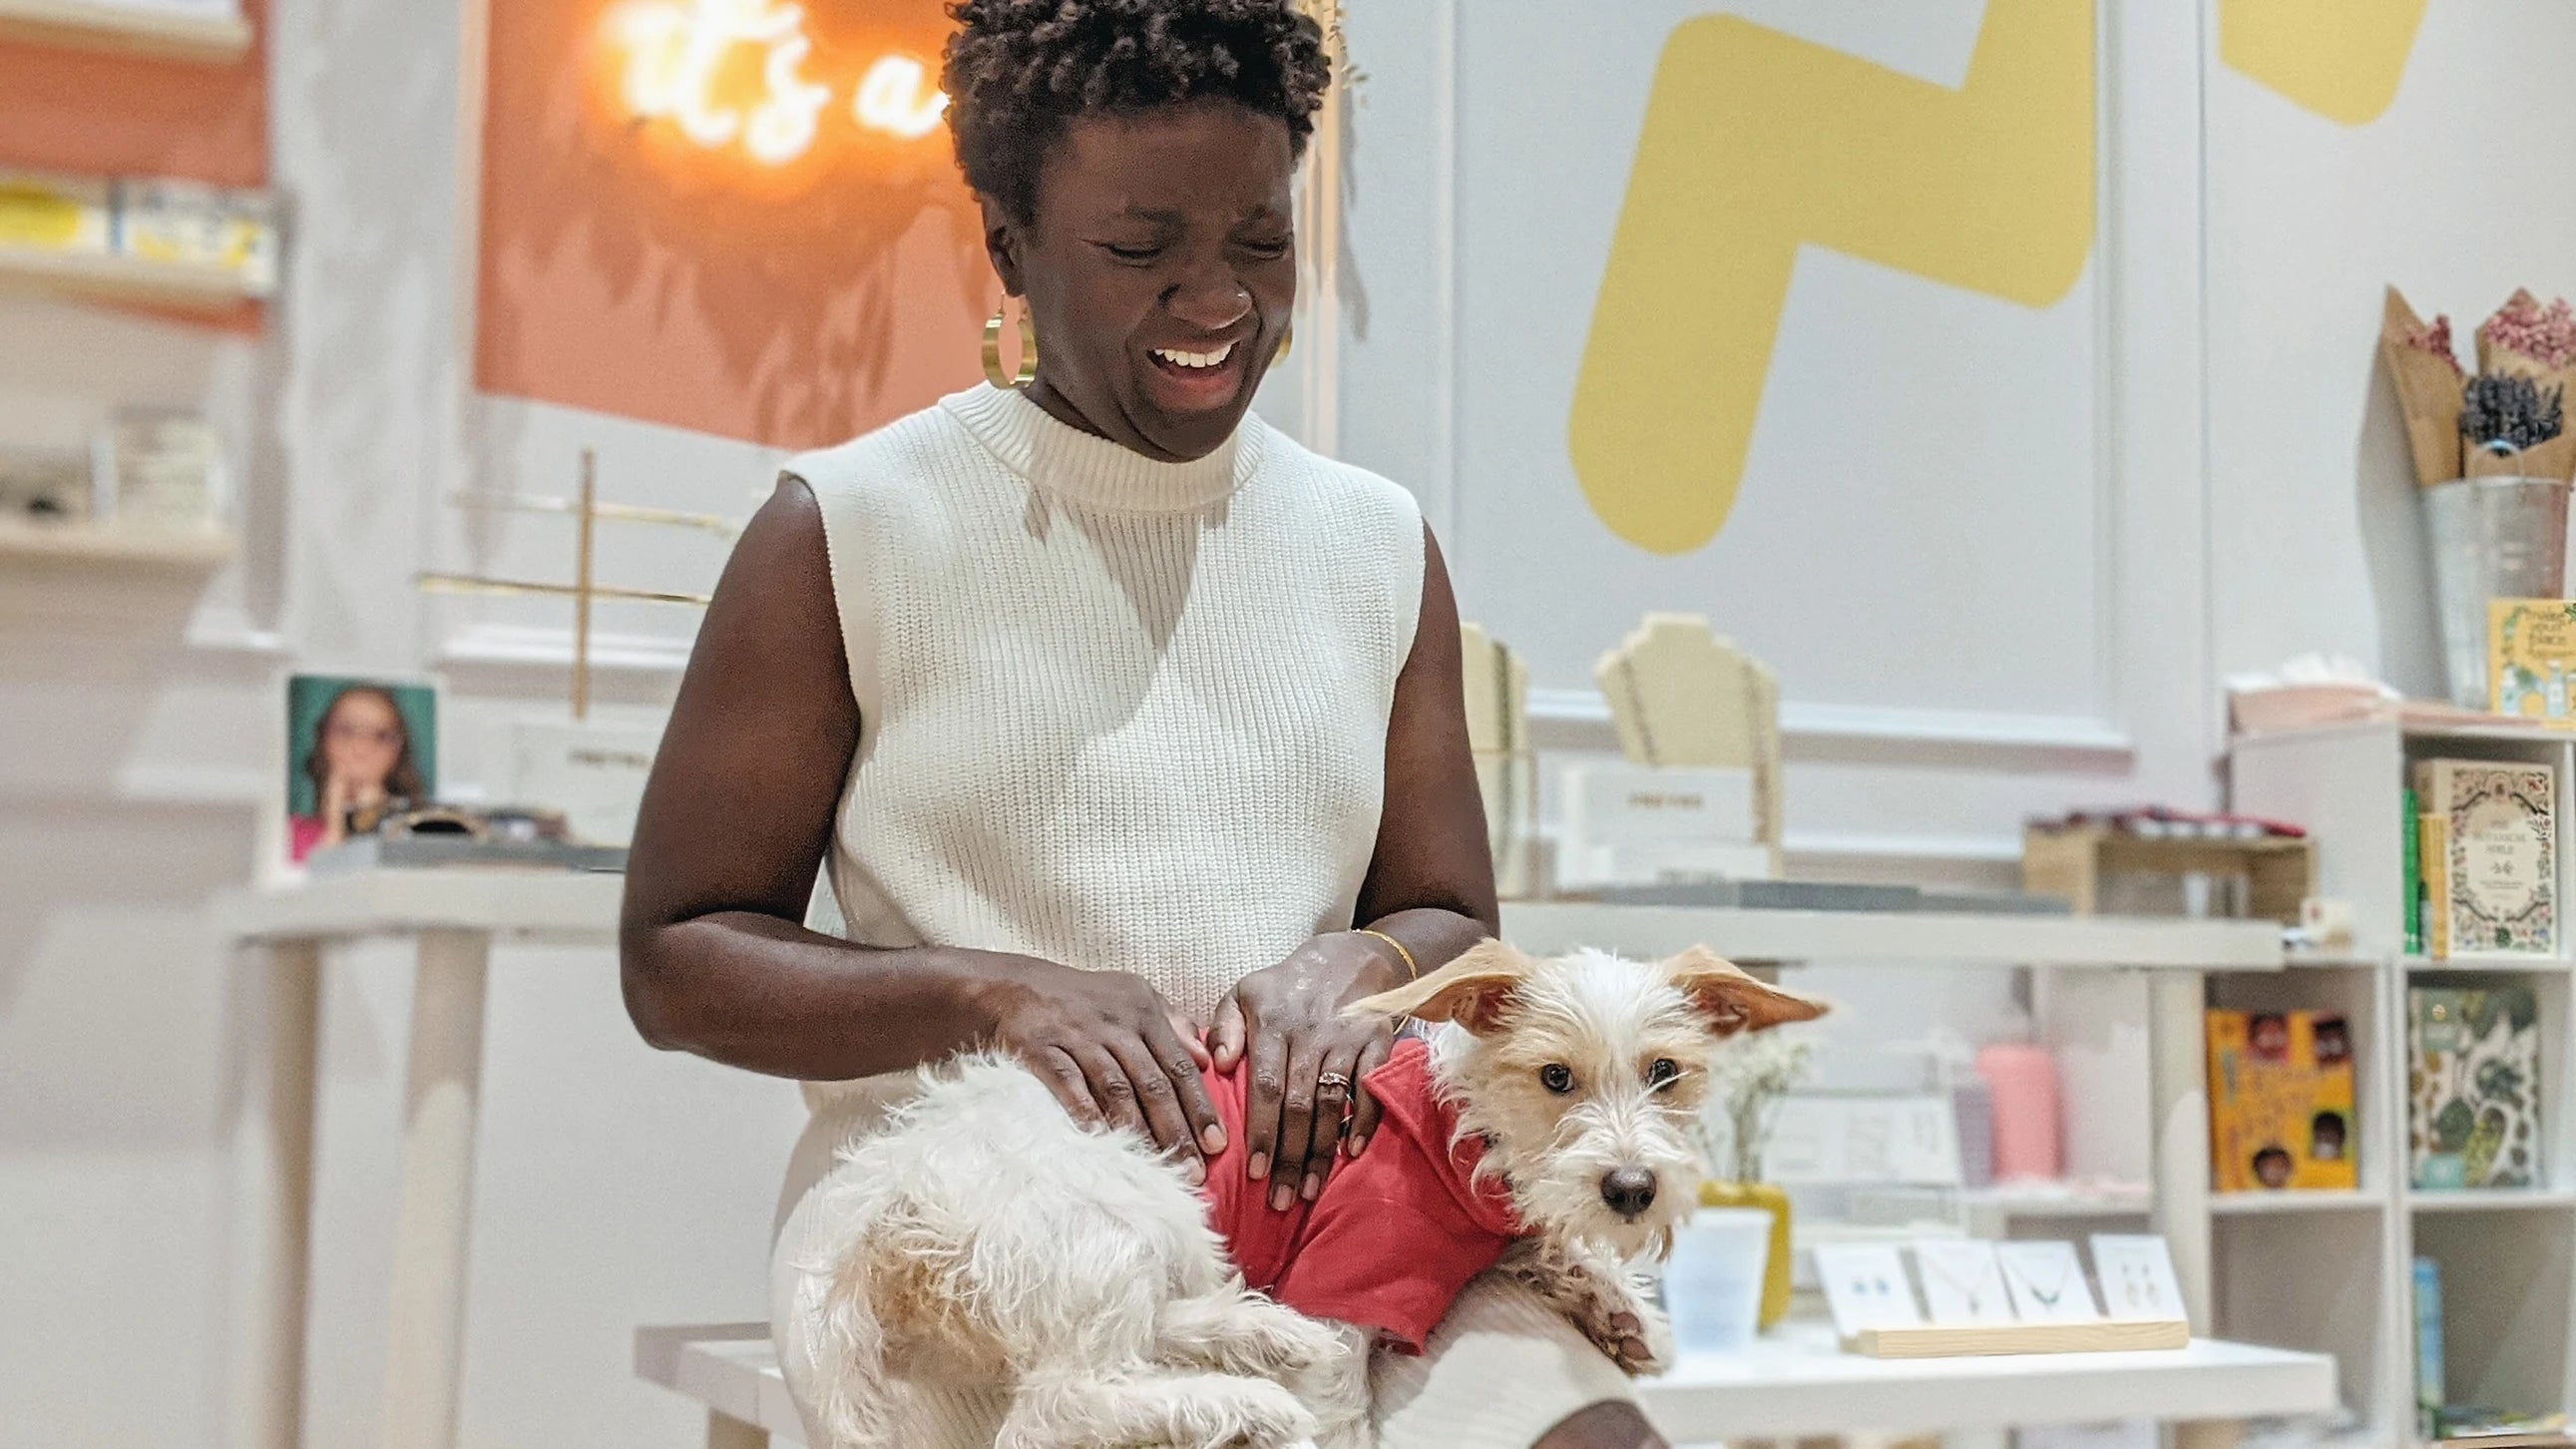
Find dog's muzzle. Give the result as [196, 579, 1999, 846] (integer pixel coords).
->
[1599, 1168, 1658, 1219]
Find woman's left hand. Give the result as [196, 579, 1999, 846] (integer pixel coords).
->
[1211, 932, 1409, 1210]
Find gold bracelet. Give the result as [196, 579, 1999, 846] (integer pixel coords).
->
[1354, 928, 1420, 982]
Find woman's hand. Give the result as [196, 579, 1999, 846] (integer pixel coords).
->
[1212, 932, 1409, 1210]
[317, 768, 351, 847]
[980, 959, 1226, 1184]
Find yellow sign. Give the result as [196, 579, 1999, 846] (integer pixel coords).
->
[1570, 1, 2094, 556]
[2219, 0, 2427, 126]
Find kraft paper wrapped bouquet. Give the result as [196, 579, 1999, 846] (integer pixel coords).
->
[2381, 285, 2576, 485]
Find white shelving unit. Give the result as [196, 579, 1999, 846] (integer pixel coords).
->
[0, 517, 236, 568]
[2233, 717, 2576, 1447]
[0, 0, 252, 63]
[0, 244, 263, 315]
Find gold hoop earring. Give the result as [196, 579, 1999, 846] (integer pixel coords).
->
[1275, 321, 1292, 364]
[983, 304, 1038, 389]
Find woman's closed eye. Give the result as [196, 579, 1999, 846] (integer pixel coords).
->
[1095, 240, 1166, 264]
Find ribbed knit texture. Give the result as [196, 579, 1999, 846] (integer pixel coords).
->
[786, 383, 1426, 1090]
[769, 385, 1633, 1448]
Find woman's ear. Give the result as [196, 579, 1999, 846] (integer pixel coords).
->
[980, 197, 1024, 295]
[1344, 938, 1532, 1035]
[1665, 946, 1828, 1035]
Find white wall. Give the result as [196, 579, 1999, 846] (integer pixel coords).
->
[7, 1, 2565, 1445]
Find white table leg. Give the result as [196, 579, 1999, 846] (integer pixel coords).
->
[225, 939, 323, 1449]
[379, 929, 493, 1449]
[2148, 969, 2214, 1331]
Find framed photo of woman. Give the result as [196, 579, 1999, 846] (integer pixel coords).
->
[282, 674, 440, 866]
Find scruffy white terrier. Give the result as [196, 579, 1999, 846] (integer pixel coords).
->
[796, 940, 1826, 1449]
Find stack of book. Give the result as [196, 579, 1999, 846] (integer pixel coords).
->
[2404, 758, 2557, 960]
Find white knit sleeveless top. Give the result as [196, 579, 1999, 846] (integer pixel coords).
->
[786, 384, 1425, 1095]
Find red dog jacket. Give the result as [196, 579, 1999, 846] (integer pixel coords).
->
[1196, 1038, 1521, 1352]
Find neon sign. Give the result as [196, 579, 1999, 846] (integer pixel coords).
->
[610, 0, 948, 167]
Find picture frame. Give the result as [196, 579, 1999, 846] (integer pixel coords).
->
[281, 673, 442, 870]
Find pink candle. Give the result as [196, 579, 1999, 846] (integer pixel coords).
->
[1976, 1042, 2062, 1183]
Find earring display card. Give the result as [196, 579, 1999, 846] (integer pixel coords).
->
[2088, 1235, 2189, 1322]
[1996, 1240, 2102, 1323]
[1912, 1239, 2018, 1325]
[1813, 1243, 1925, 1338]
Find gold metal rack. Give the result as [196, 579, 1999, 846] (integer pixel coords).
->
[417, 449, 738, 719]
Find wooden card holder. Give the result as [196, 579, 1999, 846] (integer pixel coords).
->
[1848, 1319, 2191, 1359]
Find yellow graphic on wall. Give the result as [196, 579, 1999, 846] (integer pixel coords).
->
[2219, 0, 2427, 125]
[1569, 2, 2093, 556]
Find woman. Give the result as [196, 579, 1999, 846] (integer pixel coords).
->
[291, 684, 426, 862]
[619, 3, 1660, 1445]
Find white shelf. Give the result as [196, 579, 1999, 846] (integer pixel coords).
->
[0, 518, 234, 567]
[2405, 1189, 2576, 1213]
[635, 1321, 2339, 1443]
[2210, 1189, 2384, 1216]
[2402, 954, 2576, 974]
[1503, 900, 2283, 970]
[0, 245, 261, 313]
[2238, 714, 2575, 748]
[0, 0, 252, 62]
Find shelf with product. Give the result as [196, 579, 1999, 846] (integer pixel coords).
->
[0, 0, 252, 63]
[2230, 720, 2576, 1446]
[0, 516, 236, 568]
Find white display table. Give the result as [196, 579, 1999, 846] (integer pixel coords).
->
[211, 870, 2286, 1448]
[635, 1319, 2338, 1446]
[211, 868, 622, 1449]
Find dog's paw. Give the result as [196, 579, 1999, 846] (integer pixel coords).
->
[1616, 1293, 1674, 1377]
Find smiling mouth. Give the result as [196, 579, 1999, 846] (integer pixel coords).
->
[1150, 340, 1238, 370]
[1139, 336, 1252, 413]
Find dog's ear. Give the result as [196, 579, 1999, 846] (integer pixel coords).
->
[1344, 938, 1532, 1034]
[1665, 945, 1827, 1036]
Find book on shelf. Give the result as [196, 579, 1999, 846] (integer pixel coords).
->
[2408, 984, 2542, 1190]
[2413, 757, 2557, 959]
[2404, 788, 2423, 954]
[2414, 1255, 2443, 1442]
[2207, 1009, 2358, 1192]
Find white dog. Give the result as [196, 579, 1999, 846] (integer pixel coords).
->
[796, 940, 1825, 1449]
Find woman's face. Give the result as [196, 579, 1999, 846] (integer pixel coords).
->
[322, 693, 404, 792]
[998, 98, 1298, 462]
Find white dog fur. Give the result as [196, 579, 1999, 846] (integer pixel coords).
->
[793, 940, 1825, 1449]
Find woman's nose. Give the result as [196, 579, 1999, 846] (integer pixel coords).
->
[1165, 275, 1252, 334]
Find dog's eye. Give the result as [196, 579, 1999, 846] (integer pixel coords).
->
[1646, 1058, 1681, 1089]
[1539, 1064, 1575, 1094]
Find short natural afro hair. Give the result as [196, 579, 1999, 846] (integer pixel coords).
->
[942, 0, 1332, 225]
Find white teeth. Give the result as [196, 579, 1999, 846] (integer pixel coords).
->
[1153, 341, 1236, 369]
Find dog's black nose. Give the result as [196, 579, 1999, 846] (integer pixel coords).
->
[1600, 1168, 1657, 1217]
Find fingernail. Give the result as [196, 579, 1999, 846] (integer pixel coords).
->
[1345, 1135, 1367, 1158]
[1270, 1185, 1294, 1211]
[1185, 1158, 1206, 1187]
[1248, 1153, 1268, 1181]
[1302, 1174, 1321, 1202]
[1201, 1125, 1227, 1154]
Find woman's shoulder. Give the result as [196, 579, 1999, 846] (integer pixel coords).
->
[781, 388, 986, 504]
[1242, 414, 1424, 533]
